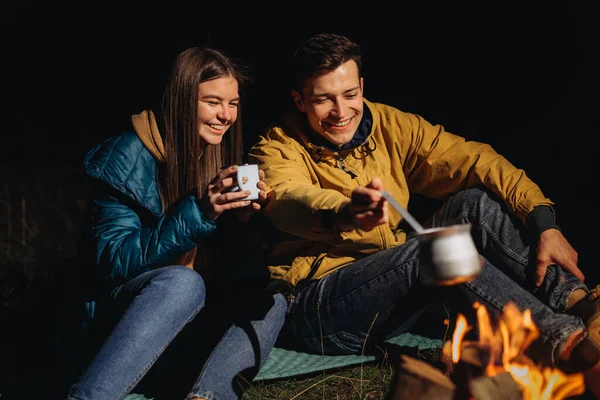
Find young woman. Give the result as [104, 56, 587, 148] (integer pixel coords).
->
[65, 46, 287, 400]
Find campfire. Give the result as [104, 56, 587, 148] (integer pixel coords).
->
[391, 302, 586, 400]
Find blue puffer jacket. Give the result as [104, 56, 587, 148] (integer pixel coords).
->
[77, 130, 217, 324]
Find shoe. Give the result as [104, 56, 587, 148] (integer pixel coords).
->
[567, 335, 600, 372]
[572, 334, 600, 400]
[568, 285, 600, 344]
[589, 301, 600, 352]
[564, 287, 600, 398]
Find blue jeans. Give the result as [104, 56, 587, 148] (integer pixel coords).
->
[67, 265, 287, 400]
[285, 188, 587, 366]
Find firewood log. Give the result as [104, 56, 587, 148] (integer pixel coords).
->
[389, 354, 456, 400]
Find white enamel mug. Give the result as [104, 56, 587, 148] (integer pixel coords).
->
[235, 164, 260, 200]
[417, 223, 481, 286]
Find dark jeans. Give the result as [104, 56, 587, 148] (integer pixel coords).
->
[285, 188, 586, 366]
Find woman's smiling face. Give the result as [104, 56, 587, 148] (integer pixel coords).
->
[197, 75, 240, 145]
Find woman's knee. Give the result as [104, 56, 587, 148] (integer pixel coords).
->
[154, 265, 206, 307]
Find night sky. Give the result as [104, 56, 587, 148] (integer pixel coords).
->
[4, 4, 598, 284]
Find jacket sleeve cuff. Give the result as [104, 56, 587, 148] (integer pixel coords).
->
[526, 205, 560, 238]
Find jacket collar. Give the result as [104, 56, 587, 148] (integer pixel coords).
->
[309, 103, 373, 152]
[284, 100, 374, 157]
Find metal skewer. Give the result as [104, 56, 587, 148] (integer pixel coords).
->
[381, 190, 424, 234]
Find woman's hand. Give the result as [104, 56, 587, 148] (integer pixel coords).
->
[199, 165, 254, 220]
[199, 165, 269, 221]
[234, 169, 269, 222]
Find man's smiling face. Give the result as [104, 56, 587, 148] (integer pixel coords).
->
[292, 60, 364, 146]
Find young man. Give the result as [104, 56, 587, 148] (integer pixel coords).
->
[248, 33, 599, 397]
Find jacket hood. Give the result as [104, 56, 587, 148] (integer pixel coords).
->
[131, 110, 166, 163]
[83, 111, 165, 217]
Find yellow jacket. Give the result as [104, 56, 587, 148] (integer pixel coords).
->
[248, 99, 553, 295]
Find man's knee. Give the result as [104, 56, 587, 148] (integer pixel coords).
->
[450, 187, 505, 214]
[453, 187, 490, 204]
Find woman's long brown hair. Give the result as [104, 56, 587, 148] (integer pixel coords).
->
[158, 46, 248, 267]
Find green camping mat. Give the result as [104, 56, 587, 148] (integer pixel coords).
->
[253, 331, 442, 381]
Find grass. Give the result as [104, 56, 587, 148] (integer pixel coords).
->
[243, 363, 396, 400]
[243, 347, 445, 400]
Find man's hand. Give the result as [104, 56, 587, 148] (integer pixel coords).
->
[337, 177, 388, 232]
[535, 228, 584, 286]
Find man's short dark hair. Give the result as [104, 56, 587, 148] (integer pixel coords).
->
[290, 33, 362, 92]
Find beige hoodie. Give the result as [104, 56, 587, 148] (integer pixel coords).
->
[131, 110, 166, 163]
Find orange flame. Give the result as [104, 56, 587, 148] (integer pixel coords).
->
[452, 313, 470, 363]
[444, 301, 585, 400]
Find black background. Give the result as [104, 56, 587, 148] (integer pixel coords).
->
[3, 4, 598, 284]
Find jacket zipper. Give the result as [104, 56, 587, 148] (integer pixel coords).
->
[287, 294, 295, 313]
[337, 146, 357, 178]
